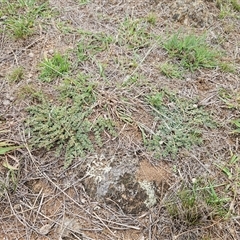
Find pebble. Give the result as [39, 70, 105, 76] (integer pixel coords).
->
[6, 94, 14, 101]
[29, 52, 34, 58]
[3, 100, 11, 106]
[48, 49, 54, 54]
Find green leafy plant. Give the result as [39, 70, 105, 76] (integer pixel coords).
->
[27, 75, 116, 167]
[144, 90, 215, 159]
[39, 52, 70, 82]
[0, 142, 19, 155]
[163, 33, 220, 71]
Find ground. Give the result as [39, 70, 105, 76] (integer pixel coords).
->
[0, 0, 240, 239]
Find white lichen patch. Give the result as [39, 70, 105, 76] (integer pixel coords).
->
[139, 180, 157, 208]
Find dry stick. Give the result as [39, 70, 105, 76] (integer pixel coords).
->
[126, 42, 157, 80]
[32, 191, 45, 228]
[24, 144, 137, 232]
[92, 212, 117, 237]
[28, 188, 44, 237]
[5, 190, 41, 235]
[93, 216, 141, 231]
[173, 220, 223, 240]
[20, 201, 98, 239]
[190, 153, 214, 175]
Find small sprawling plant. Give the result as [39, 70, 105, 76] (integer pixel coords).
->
[26, 75, 116, 167]
[144, 90, 215, 159]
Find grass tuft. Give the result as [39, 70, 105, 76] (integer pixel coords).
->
[3, 0, 50, 39]
[39, 52, 70, 82]
[163, 33, 220, 71]
[8, 67, 24, 83]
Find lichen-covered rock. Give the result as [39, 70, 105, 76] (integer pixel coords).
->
[83, 153, 161, 214]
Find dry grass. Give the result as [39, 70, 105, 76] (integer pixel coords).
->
[0, 0, 240, 239]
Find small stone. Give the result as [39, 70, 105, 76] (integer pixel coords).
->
[192, 178, 197, 184]
[3, 100, 10, 106]
[28, 52, 34, 58]
[48, 49, 54, 54]
[39, 224, 52, 235]
[0, 16, 7, 21]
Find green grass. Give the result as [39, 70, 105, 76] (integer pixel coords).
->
[39, 52, 70, 82]
[7, 67, 24, 83]
[78, 0, 90, 5]
[163, 33, 220, 72]
[77, 30, 113, 62]
[143, 90, 215, 159]
[219, 88, 240, 109]
[26, 75, 116, 168]
[159, 62, 183, 79]
[2, 0, 50, 39]
[0, 141, 19, 155]
[231, 119, 240, 134]
[166, 180, 231, 225]
[218, 89, 240, 134]
[146, 13, 157, 25]
[118, 17, 154, 49]
[217, 0, 240, 18]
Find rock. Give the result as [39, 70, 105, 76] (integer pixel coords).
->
[39, 224, 52, 235]
[28, 52, 34, 58]
[83, 154, 162, 214]
[3, 100, 10, 106]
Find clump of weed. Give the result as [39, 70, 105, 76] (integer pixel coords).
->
[144, 90, 215, 159]
[17, 84, 45, 103]
[26, 75, 116, 167]
[159, 62, 183, 79]
[217, 0, 240, 18]
[77, 30, 113, 62]
[118, 17, 154, 49]
[163, 33, 220, 71]
[8, 67, 24, 83]
[146, 13, 157, 25]
[219, 62, 236, 73]
[166, 180, 230, 226]
[3, 0, 50, 39]
[39, 52, 70, 82]
[218, 88, 240, 109]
